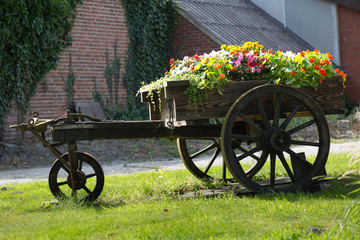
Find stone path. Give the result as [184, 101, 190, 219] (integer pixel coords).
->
[1, 141, 359, 186]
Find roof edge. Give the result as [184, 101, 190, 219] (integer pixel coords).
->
[326, 0, 360, 12]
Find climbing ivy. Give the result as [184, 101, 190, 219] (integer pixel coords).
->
[61, 51, 76, 113]
[0, 0, 81, 129]
[121, 0, 176, 119]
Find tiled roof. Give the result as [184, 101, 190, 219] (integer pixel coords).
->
[176, 0, 313, 52]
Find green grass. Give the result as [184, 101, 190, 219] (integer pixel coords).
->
[1, 152, 359, 239]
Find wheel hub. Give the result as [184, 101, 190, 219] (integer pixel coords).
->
[263, 127, 291, 153]
[67, 171, 87, 190]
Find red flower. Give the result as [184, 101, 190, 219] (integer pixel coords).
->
[290, 71, 296, 76]
[320, 68, 327, 77]
[169, 58, 174, 65]
[164, 71, 168, 76]
[300, 52, 305, 57]
[248, 61, 258, 68]
[191, 66, 195, 71]
[314, 49, 320, 54]
[214, 63, 222, 69]
[219, 73, 225, 79]
[301, 67, 307, 73]
[193, 53, 200, 60]
[320, 78, 323, 84]
[309, 58, 316, 63]
[314, 64, 320, 70]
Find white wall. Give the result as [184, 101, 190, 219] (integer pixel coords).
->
[250, 0, 340, 65]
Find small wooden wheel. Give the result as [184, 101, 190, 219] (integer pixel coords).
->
[221, 84, 330, 193]
[49, 152, 104, 201]
[177, 138, 232, 181]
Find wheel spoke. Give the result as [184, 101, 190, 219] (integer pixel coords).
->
[78, 159, 83, 171]
[270, 153, 276, 188]
[256, 98, 271, 129]
[285, 148, 313, 169]
[246, 151, 269, 179]
[190, 142, 217, 159]
[236, 146, 261, 162]
[83, 186, 92, 194]
[60, 165, 71, 174]
[231, 134, 261, 142]
[237, 145, 261, 161]
[280, 104, 304, 129]
[57, 180, 68, 186]
[291, 140, 320, 147]
[273, 93, 283, 127]
[238, 112, 263, 134]
[277, 152, 296, 183]
[287, 119, 316, 135]
[204, 148, 221, 174]
[86, 173, 97, 179]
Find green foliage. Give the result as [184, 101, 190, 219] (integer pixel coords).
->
[61, 51, 76, 113]
[0, 0, 81, 128]
[121, 0, 176, 118]
[93, 40, 122, 119]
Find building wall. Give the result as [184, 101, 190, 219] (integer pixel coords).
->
[338, 5, 360, 104]
[250, 0, 341, 65]
[171, 14, 220, 59]
[3, 0, 129, 143]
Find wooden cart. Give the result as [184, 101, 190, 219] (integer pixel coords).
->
[10, 76, 344, 201]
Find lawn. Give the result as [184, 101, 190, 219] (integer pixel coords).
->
[0, 152, 359, 239]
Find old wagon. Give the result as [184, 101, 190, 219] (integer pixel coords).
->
[11, 75, 344, 200]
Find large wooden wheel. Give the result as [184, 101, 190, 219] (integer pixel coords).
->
[221, 84, 330, 193]
[49, 152, 104, 201]
[177, 138, 232, 181]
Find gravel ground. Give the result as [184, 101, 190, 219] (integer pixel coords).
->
[1, 140, 359, 186]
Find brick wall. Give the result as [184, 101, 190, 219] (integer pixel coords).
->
[338, 5, 360, 105]
[171, 14, 220, 59]
[3, 0, 129, 143]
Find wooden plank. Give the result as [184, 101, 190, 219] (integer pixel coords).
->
[51, 121, 223, 142]
[142, 76, 344, 121]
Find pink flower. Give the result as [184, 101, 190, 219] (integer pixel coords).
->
[234, 55, 243, 66]
[256, 68, 261, 73]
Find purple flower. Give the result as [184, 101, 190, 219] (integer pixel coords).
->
[234, 55, 243, 66]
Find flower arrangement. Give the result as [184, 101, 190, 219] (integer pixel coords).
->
[141, 41, 346, 109]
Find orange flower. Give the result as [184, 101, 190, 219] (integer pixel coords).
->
[164, 71, 168, 76]
[327, 52, 334, 60]
[314, 64, 320, 70]
[320, 78, 323, 84]
[320, 60, 327, 65]
[301, 67, 307, 73]
[314, 49, 320, 54]
[290, 71, 296, 76]
[214, 63, 222, 69]
[309, 58, 315, 63]
[169, 58, 174, 65]
[335, 69, 339, 73]
[300, 52, 305, 57]
[219, 73, 225, 79]
[340, 71, 347, 78]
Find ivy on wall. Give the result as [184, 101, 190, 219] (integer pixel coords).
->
[121, 0, 176, 118]
[0, 0, 82, 129]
